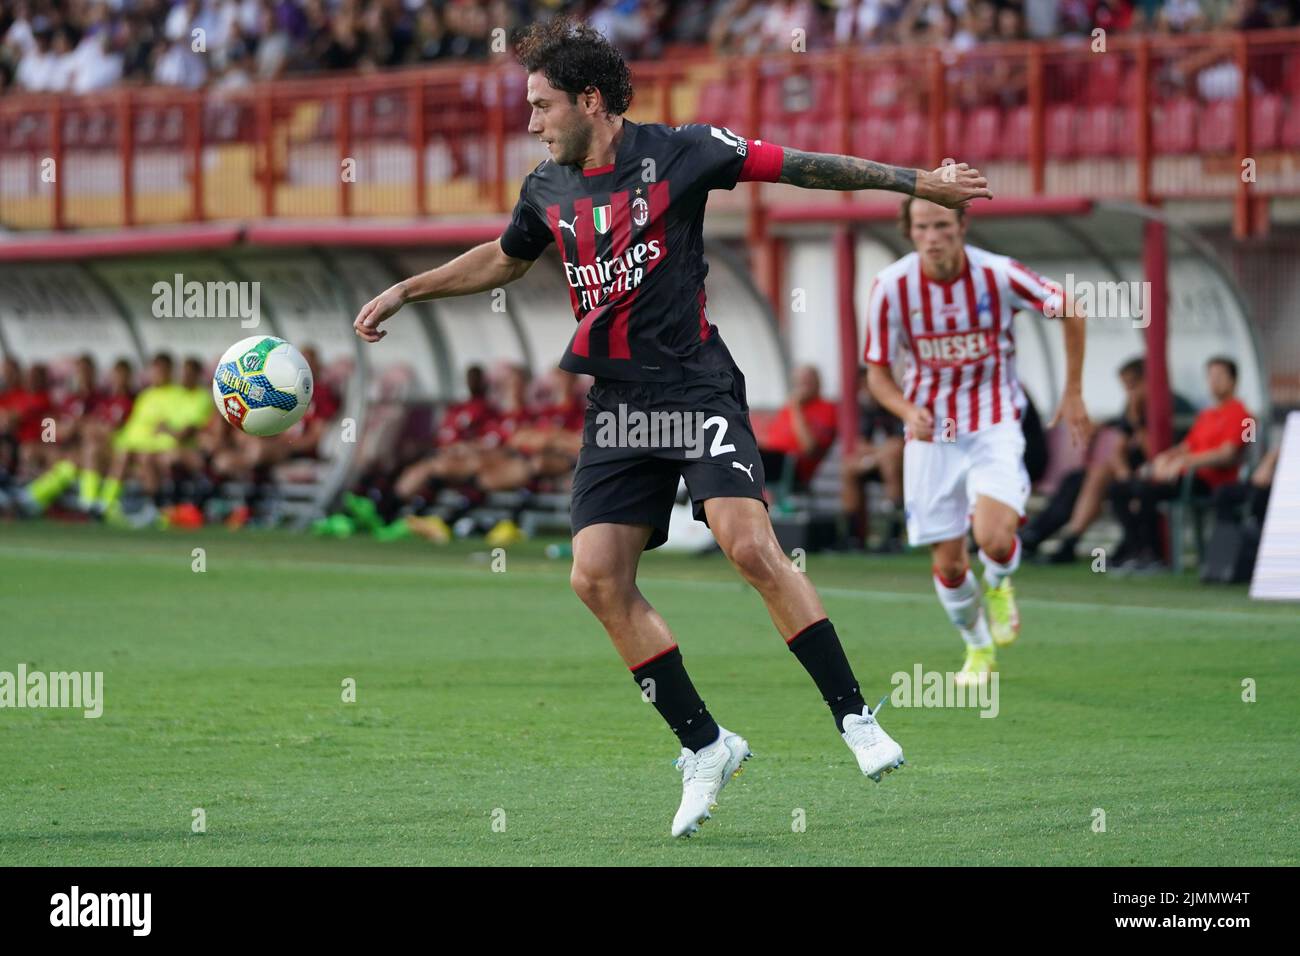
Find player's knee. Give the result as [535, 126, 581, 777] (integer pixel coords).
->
[932, 545, 968, 582]
[934, 558, 966, 583]
[569, 564, 600, 607]
[570, 563, 631, 614]
[979, 528, 1017, 562]
[725, 532, 780, 585]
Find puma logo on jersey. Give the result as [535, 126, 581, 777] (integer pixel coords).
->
[558, 218, 577, 235]
[732, 461, 755, 482]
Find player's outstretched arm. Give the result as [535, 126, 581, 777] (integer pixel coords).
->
[353, 239, 533, 343]
[776, 150, 992, 209]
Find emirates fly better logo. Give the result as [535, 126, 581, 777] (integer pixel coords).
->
[565, 240, 664, 311]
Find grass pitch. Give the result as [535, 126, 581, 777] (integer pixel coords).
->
[2, 521, 1296, 866]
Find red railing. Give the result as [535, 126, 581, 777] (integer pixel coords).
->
[3, 30, 1299, 235]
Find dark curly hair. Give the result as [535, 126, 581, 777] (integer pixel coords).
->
[515, 18, 634, 117]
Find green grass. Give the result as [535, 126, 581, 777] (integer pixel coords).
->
[2, 521, 1297, 866]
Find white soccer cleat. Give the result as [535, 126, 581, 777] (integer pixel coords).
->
[841, 705, 906, 782]
[671, 727, 752, 838]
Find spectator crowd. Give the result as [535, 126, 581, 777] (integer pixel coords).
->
[3, 0, 1297, 95]
[330, 362, 587, 545]
[0, 347, 342, 529]
[1, 347, 1277, 573]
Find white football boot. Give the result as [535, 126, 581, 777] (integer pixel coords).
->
[671, 727, 752, 838]
[841, 704, 905, 782]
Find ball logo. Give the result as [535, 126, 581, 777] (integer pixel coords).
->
[223, 394, 247, 426]
[213, 335, 311, 438]
[632, 197, 649, 227]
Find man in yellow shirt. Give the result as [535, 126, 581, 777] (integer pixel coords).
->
[98, 355, 212, 519]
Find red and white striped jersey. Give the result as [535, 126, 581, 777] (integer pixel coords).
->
[862, 245, 1063, 436]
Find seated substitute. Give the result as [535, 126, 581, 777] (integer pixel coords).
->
[1108, 355, 1251, 570]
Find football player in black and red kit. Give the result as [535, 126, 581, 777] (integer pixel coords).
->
[354, 19, 991, 837]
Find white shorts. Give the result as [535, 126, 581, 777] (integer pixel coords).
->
[903, 421, 1030, 547]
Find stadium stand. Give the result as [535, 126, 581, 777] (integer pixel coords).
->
[1, 2, 1296, 569]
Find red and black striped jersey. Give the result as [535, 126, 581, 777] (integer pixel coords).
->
[499, 120, 784, 382]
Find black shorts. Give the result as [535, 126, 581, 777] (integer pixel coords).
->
[570, 366, 767, 551]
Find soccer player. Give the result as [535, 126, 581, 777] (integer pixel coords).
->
[865, 198, 1091, 684]
[354, 19, 991, 837]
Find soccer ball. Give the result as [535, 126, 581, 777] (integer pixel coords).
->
[212, 335, 313, 437]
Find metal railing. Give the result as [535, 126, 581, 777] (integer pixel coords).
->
[2, 29, 1298, 235]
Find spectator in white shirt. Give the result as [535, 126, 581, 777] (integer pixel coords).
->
[154, 37, 208, 87]
[2, 1, 39, 60]
[1160, 0, 1208, 31]
[15, 46, 55, 90]
[70, 29, 124, 93]
[759, 0, 818, 52]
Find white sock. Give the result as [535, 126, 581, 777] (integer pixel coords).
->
[933, 569, 993, 649]
[980, 537, 1022, 590]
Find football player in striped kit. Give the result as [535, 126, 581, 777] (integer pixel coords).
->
[865, 198, 1091, 684]
[356, 19, 994, 837]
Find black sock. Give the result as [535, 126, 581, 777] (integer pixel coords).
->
[787, 618, 866, 732]
[630, 646, 719, 753]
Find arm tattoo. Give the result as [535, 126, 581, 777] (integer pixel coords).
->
[777, 149, 918, 194]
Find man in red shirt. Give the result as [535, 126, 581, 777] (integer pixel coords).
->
[394, 363, 519, 501]
[0, 356, 21, 410]
[433, 364, 494, 448]
[1109, 356, 1251, 569]
[77, 358, 136, 510]
[760, 365, 839, 490]
[23, 357, 139, 514]
[5, 363, 54, 465]
[0, 359, 40, 481]
[19, 355, 102, 513]
[501, 367, 586, 482]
